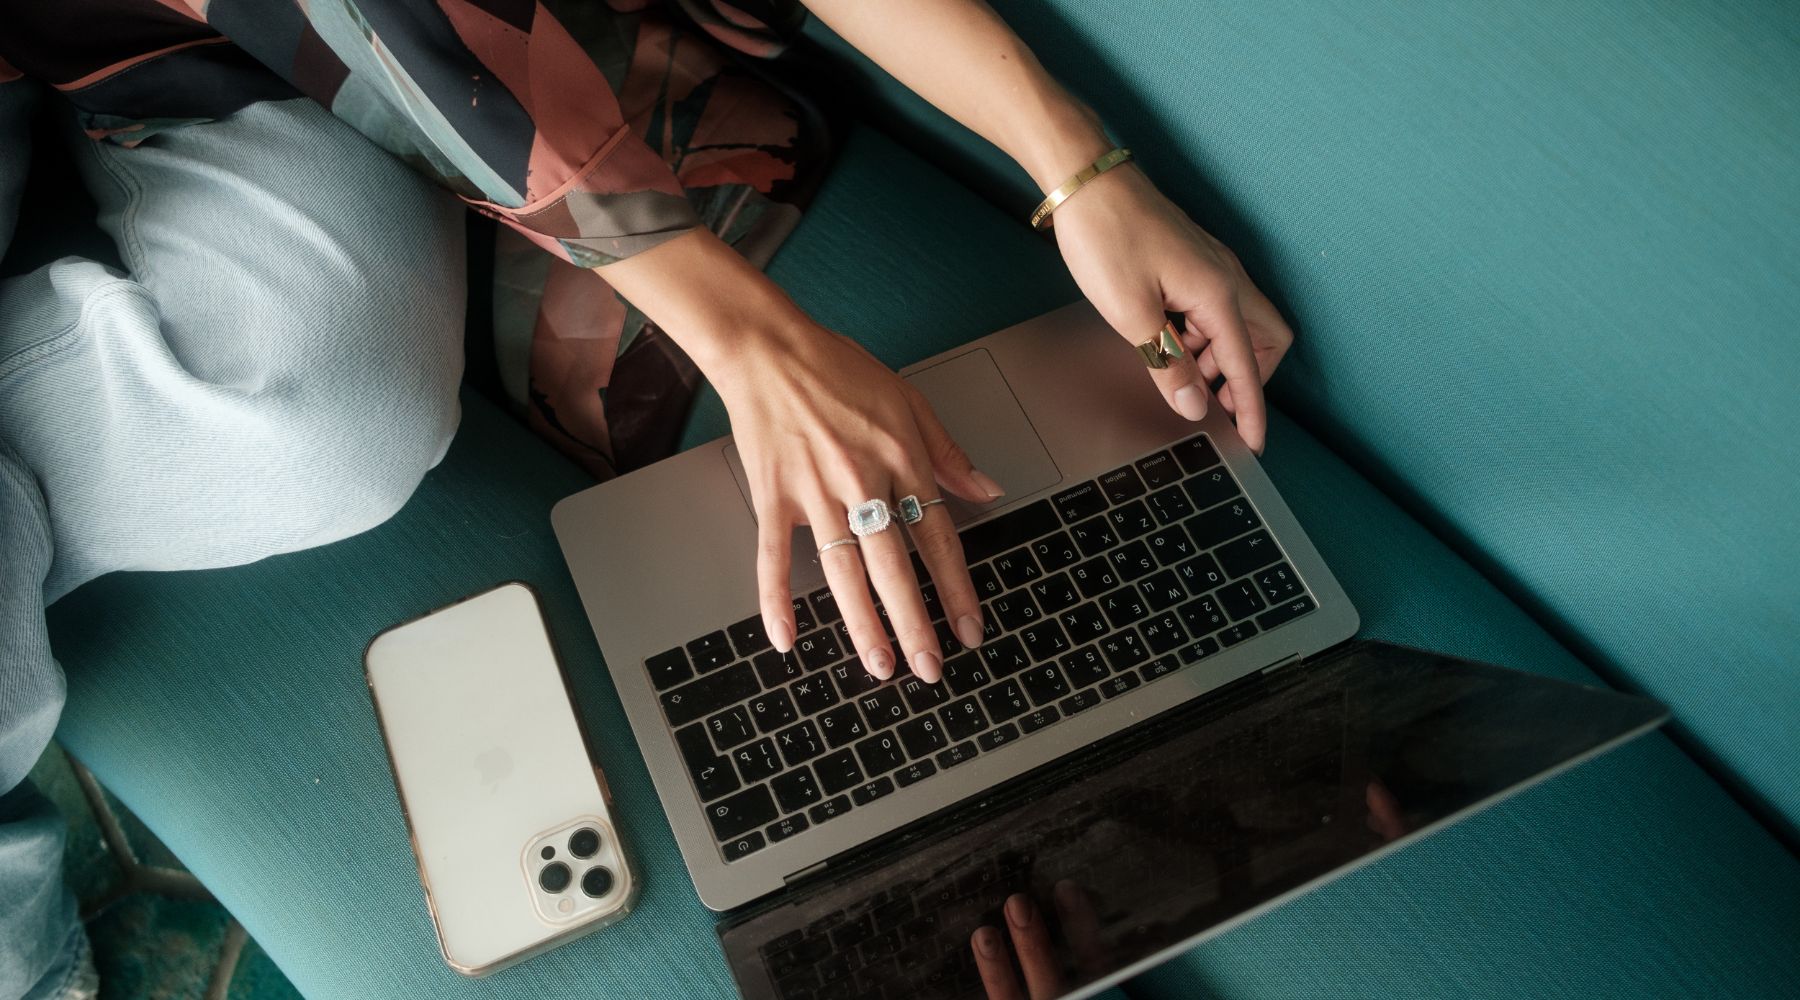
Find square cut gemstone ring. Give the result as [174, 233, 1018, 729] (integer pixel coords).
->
[897, 495, 923, 524]
[848, 499, 893, 536]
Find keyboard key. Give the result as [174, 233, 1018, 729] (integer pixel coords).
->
[856, 687, 910, 730]
[645, 648, 693, 691]
[830, 660, 883, 700]
[1099, 630, 1150, 670]
[817, 703, 868, 748]
[855, 731, 909, 775]
[851, 777, 896, 806]
[814, 748, 865, 794]
[1178, 636, 1221, 664]
[970, 563, 1004, 600]
[1218, 621, 1259, 646]
[942, 653, 993, 696]
[1052, 481, 1108, 523]
[706, 706, 757, 751]
[1099, 465, 1147, 503]
[1146, 525, 1197, 566]
[990, 591, 1039, 631]
[1254, 563, 1306, 604]
[979, 679, 1031, 723]
[1059, 602, 1110, 643]
[1141, 612, 1188, 654]
[774, 720, 827, 767]
[752, 649, 805, 689]
[1059, 645, 1111, 687]
[1099, 673, 1142, 699]
[1182, 465, 1239, 511]
[1257, 595, 1318, 630]
[919, 583, 944, 623]
[675, 723, 740, 802]
[748, 689, 798, 733]
[1071, 557, 1121, 598]
[809, 795, 853, 824]
[708, 785, 777, 841]
[1147, 485, 1194, 525]
[767, 813, 810, 843]
[978, 723, 1022, 751]
[1135, 450, 1182, 489]
[1106, 499, 1157, 540]
[1140, 655, 1181, 683]
[1178, 596, 1229, 637]
[808, 588, 841, 625]
[898, 714, 948, 757]
[941, 697, 989, 741]
[978, 635, 1032, 677]
[936, 741, 979, 769]
[687, 630, 735, 672]
[960, 500, 1059, 564]
[1029, 572, 1081, 614]
[1176, 553, 1229, 595]
[1107, 541, 1158, 581]
[1172, 434, 1221, 474]
[1031, 531, 1081, 572]
[898, 674, 950, 712]
[1069, 517, 1119, 558]
[1059, 687, 1102, 716]
[660, 661, 760, 727]
[993, 549, 1041, 589]
[1217, 579, 1267, 620]
[895, 760, 938, 787]
[1216, 530, 1281, 578]
[788, 673, 839, 715]
[1019, 706, 1062, 733]
[1100, 588, 1152, 629]
[1136, 569, 1188, 610]
[1019, 620, 1071, 661]
[734, 738, 783, 783]
[1190, 498, 1262, 548]
[1018, 663, 1070, 705]
[722, 831, 766, 861]
[728, 614, 771, 658]
[795, 628, 845, 671]
[792, 596, 817, 634]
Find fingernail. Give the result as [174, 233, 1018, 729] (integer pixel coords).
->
[971, 469, 1006, 499]
[954, 614, 984, 649]
[912, 649, 942, 682]
[1006, 894, 1034, 928]
[974, 927, 1002, 958]
[769, 618, 793, 653]
[866, 646, 894, 679]
[1174, 384, 1207, 421]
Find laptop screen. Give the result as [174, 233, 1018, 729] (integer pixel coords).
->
[716, 640, 1664, 1000]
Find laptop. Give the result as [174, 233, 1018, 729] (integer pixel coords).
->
[552, 302, 1665, 998]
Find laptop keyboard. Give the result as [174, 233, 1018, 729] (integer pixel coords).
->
[644, 433, 1317, 863]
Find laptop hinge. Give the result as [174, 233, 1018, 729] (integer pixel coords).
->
[1261, 652, 1305, 675]
[784, 861, 830, 886]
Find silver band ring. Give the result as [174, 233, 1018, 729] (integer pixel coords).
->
[897, 495, 947, 525]
[847, 499, 894, 537]
[817, 537, 858, 556]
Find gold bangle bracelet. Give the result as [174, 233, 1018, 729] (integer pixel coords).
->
[1029, 147, 1133, 231]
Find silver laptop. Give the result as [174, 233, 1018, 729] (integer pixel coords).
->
[552, 303, 1664, 997]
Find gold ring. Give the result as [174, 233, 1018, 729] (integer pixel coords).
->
[1137, 322, 1185, 370]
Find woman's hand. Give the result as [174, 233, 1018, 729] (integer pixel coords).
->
[1043, 162, 1295, 454]
[710, 319, 1000, 683]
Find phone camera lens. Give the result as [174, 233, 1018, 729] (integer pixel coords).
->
[538, 861, 572, 893]
[581, 866, 615, 898]
[568, 827, 601, 859]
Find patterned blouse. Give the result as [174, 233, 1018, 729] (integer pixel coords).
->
[0, 0, 833, 477]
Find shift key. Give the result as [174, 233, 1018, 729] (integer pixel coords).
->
[662, 662, 759, 727]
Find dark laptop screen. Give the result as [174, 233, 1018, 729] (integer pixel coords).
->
[717, 641, 1664, 1000]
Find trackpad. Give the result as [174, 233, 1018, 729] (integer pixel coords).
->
[723, 348, 1062, 531]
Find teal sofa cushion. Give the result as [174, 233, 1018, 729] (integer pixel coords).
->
[48, 127, 1800, 998]
[800, 0, 1800, 838]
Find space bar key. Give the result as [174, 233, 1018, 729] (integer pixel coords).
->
[958, 500, 1059, 564]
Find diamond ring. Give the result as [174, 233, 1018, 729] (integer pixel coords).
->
[897, 495, 947, 525]
[847, 499, 894, 537]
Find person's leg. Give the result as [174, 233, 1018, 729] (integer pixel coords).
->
[0, 95, 464, 999]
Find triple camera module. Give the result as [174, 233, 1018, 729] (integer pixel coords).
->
[527, 820, 619, 922]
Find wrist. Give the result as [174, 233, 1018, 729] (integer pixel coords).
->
[1014, 98, 1115, 195]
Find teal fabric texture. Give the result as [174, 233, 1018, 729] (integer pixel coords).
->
[44, 128, 1800, 998]
[801, 0, 1800, 839]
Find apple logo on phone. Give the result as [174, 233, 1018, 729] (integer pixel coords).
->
[474, 747, 513, 792]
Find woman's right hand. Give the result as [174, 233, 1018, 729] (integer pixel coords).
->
[710, 317, 1001, 684]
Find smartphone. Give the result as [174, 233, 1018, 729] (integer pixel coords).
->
[365, 581, 637, 976]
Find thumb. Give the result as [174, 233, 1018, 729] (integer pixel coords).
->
[906, 388, 1004, 503]
[1102, 300, 1209, 422]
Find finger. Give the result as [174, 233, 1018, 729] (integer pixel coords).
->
[756, 500, 798, 652]
[1185, 297, 1268, 453]
[906, 386, 1003, 503]
[1194, 343, 1221, 385]
[971, 926, 1027, 1000]
[805, 497, 894, 680]
[858, 501, 942, 682]
[1104, 304, 1208, 422]
[1004, 893, 1064, 999]
[902, 486, 984, 659]
[1052, 880, 1106, 976]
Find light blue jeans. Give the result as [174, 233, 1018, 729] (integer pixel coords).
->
[0, 88, 465, 1000]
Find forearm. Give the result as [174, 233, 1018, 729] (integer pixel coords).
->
[800, 0, 1112, 193]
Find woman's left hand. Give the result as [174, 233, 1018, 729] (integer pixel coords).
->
[1047, 162, 1295, 453]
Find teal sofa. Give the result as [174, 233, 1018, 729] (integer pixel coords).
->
[36, 1, 1800, 997]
